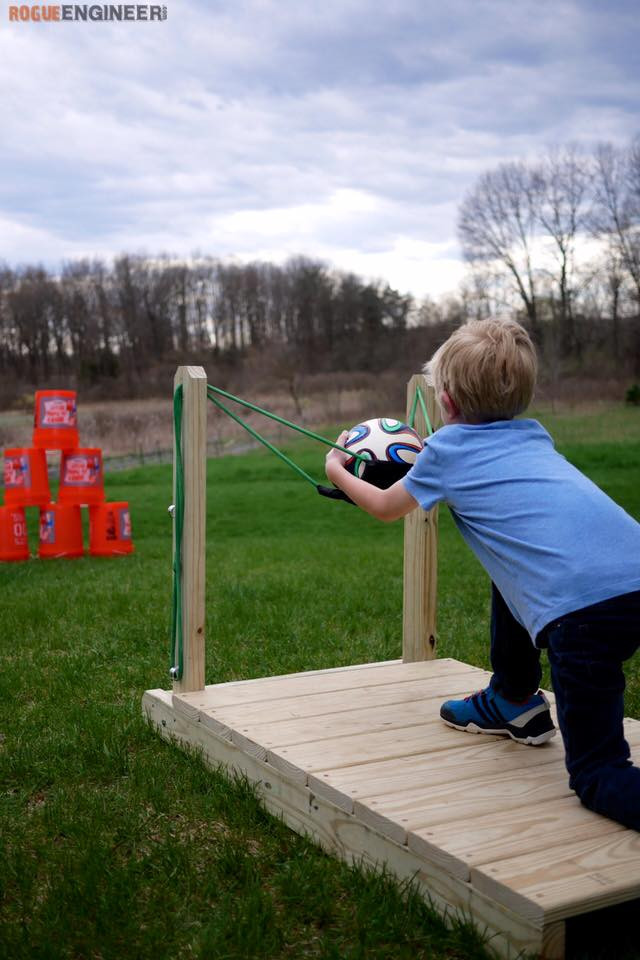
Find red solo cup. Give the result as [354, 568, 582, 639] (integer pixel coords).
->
[33, 390, 79, 450]
[3, 447, 51, 507]
[58, 448, 105, 506]
[0, 505, 29, 562]
[38, 504, 84, 559]
[89, 502, 134, 556]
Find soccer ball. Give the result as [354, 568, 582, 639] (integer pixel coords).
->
[344, 418, 423, 479]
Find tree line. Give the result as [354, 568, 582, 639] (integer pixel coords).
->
[0, 136, 638, 405]
[0, 255, 420, 402]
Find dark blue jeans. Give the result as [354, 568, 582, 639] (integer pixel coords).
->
[489, 584, 640, 831]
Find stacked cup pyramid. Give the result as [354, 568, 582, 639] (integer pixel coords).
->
[1, 390, 133, 560]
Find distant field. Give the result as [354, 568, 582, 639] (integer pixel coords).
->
[1, 389, 638, 468]
[1, 413, 639, 959]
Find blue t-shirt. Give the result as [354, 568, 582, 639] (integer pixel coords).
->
[402, 419, 640, 639]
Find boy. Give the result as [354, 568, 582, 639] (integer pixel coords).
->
[325, 319, 640, 831]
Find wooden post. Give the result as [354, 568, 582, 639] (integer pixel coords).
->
[403, 373, 440, 662]
[172, 365, 207, 694]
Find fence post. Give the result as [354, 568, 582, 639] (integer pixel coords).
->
[403, 373, 439, 662]
[173, 365, 207, 694]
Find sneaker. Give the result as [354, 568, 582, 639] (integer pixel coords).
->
[440, 686, 556, 745]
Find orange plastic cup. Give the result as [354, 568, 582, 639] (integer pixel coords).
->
[3, 447, 51, 507]
[0, 505, 29, 562]
[89, 502, 134, 556]
[58, 449, 104, 506]
[38, 504, 84, 559]
[33, 390, 79, 450]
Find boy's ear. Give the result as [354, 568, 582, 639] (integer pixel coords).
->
[440, 390, 460, 420]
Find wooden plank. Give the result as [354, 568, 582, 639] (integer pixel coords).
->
[354, 763, 573, 846]
[309, 734, 564, 813]
[408, 725, 640, 880]
[227, 706, 489, 773]
[464, 889, 547, 960]
[190, 664, 490, 728]
[209, 658, 403, 687]
[542, 921, 566, 960]
[403, 373, 440, 662]
[223, 669, 493, 750]
[174, 657, 483, 716]
[142, 687, 546, 959]
[193, 712, 633, 814]
[472, 830, 640, 924]
[311, 731, 563, 803]
[172, 365, 207, 694]
[311, 703, 640, 820]
[409, 795, 626, 881]
[314, 718, 640, 828]
[266, 720, 503, 783]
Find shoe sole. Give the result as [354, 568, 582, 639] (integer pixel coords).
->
[441, 717, 556, 746]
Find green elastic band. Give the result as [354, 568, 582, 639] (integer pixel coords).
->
[207, 384, 363, 463]
[207, 390, 318, 488]
[170, 384, 184, 681]
[408, 385, 434, 436]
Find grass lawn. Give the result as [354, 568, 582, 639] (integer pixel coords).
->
[1, 405, 639, 960]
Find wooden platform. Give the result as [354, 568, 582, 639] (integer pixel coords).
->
[143, 657, 640, 959]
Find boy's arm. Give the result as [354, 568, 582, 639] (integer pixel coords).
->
[325, 432, 418, 522]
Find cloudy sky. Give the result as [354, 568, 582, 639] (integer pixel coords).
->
[1, 0, 638, 298]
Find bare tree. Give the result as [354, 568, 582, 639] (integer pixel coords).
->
[0, 265, 16, 375]
[458, 161, 541, 338]
[592, 144, 640, 295]
[592, 141, 640, 372]
[7, 267, 60, 381]
[535, 146, 591, 355]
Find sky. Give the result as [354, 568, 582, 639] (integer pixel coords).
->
[0, 0, 639, 299]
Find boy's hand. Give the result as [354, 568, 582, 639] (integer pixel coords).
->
[324, 427, 418, 521]
[325, 430, 350, 481]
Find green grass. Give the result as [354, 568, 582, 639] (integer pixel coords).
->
[1, 408, 639, 960]
[529, 403, 640, 448]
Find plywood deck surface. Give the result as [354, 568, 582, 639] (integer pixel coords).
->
[144, 657, 640, 959]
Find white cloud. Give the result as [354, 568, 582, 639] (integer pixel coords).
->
[0, 0, 638, 297]
[0, 215, 97, 264]
[215, 189, 382, 241]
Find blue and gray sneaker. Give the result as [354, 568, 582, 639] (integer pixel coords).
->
[440, 687, 555, 745]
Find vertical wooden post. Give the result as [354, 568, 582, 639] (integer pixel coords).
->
[403, 373, 440, 662]
[173, 365, 207, 694]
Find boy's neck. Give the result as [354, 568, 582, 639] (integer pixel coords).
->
[439, 392, 518, 426]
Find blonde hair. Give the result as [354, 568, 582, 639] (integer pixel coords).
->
[426, 319, 537, 422]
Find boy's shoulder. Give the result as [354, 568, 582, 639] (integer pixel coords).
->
[430, 418, 552, 445]
[417, 419, 555, 473]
